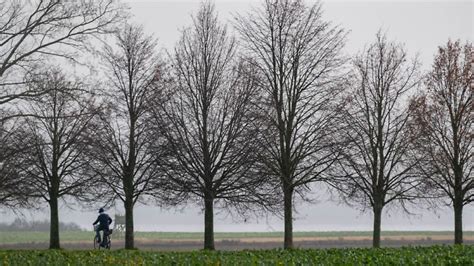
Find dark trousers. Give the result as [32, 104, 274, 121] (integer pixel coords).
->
[95, 224, 109, 246]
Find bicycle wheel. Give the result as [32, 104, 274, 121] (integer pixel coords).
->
[93, 235, 100, 250]
[106, 235, 111, 250]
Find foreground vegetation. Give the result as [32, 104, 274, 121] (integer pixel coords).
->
[0, 246, 472, 265]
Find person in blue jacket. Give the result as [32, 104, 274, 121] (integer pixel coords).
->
[93, 208, 113, 247]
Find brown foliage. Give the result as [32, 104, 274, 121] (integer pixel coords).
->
[408, 40, 473, 244]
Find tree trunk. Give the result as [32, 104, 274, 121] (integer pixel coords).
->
[283, 188, 293, 249]
[124, 199, 134, 249]
[49, 196, 60, 249]
[372, 205, 382, 248]
[454, 202, 463, 244]
[204, 195, 215, 250]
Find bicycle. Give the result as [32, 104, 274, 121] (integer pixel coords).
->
[93, 225, 113, 250]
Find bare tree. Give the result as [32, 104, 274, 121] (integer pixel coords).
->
[234, 0, 346, 249]
[0, 117, 33, 207]
[16, 69, 99, 249]
[409, 40, 473, 244]
[88, 24, 162, 250]
[329, 32, 421, 248]
[150, 2, 276, 250]
[0, 0, 123, 105]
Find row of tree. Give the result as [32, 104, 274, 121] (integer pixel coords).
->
[0, 0, 472, 250]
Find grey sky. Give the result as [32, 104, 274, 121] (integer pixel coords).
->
[2, 0, 473, 232]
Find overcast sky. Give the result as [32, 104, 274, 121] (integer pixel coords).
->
[2, 0, 473, 232]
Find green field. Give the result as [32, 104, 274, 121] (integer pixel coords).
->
[1, 231, 472, 244]
[0, 246, 472, 265]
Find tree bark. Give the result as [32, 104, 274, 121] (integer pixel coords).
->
[372, 205, 382, 248]
[49, 196, 60, 249]
[283, 188, 293, 249]
[204, 195, 215, 250]
[124, 198, 134, 249]
[454, 201, 463, 244]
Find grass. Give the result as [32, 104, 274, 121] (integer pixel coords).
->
[0, 230, 472, 244]
[0, 245, 472, 265]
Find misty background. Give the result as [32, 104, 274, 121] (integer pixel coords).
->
[1, 0, 473, 232]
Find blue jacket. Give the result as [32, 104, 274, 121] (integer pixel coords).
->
[93, 213, 112, 228]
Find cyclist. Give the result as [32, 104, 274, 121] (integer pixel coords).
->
[93, 208, 113, 247]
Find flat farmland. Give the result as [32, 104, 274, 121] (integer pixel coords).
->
[1, 231, 472, 250]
